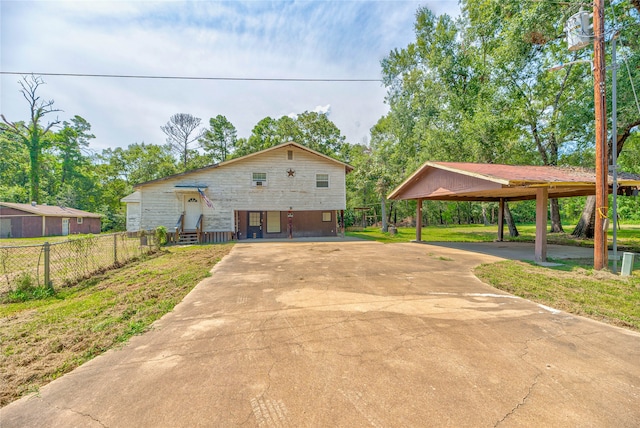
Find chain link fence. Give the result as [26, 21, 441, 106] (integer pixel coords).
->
[0, 232, 158, 294]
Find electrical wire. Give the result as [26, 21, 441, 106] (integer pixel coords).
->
[0, 71, 382, 83]
[609, 2, 640, 116]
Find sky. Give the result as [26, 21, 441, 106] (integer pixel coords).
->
[1, 0, 460, 153]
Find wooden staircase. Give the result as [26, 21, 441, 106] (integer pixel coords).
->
[178, 230, 199, 245]
[174, 213, 203, 245]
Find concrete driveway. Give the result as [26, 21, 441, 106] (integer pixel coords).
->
[2, 241, 639, 427]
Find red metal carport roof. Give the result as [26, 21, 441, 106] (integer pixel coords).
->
[388, 162, 640, 202]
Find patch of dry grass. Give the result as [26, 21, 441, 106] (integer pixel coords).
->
[0, 244, 233, 406]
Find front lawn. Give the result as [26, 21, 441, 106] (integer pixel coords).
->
[0, 243, 233, 406]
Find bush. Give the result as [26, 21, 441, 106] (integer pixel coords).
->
[155, 226, 168, 247]
[3, 273, 55, 303]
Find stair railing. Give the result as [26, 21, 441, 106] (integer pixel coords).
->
[175, 213, 184, 243]
[195, 214, 203, 243]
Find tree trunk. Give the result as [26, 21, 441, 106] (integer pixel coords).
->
[482, 204, 489, 226]
[381, 197, 388, 232]
[29, 144, 40, 204]
[549, 198, 564, 233]
[571, 195, 596, 238]
[505, 202, 519, 237]
[572, 119, 640, 238]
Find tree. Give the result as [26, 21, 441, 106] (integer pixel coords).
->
[572, 2, 640, 238]
[200, 115, 237, 163]
[96, 143, 178, 231]
[379, 7, 527, 234]
[98, 143, 177, 186]
[54, 115, 95, 185]
[0, 125, 30, 202]
[233, 117, 281, 157]
[462, 0, 599, 233]
[160, 113, 203, 169]
[233, 113, 349, 162]
[1, 75, 60, 203]
[295, 111, 348, 159]
[377, 2, 638, 236]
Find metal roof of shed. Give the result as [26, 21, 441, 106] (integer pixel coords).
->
[388, 162, 640, 202]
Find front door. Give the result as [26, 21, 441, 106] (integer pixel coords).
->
[184, 196, 202, 230]
[247, 211, 263, 239]
[62, 218, 70, 236]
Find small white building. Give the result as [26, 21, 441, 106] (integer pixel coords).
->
[121, 142, 353, 242]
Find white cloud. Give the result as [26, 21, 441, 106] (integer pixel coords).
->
[1, 1, 461, 152]
[313, 104, 331, 116]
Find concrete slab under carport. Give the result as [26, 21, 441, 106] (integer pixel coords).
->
[388, 161, 640, 264]
[1, 241, 639, 427]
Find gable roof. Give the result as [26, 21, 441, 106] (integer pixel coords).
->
[388, 161, 640, 202]
[120, 191, 141, 203]
[133, 142, 354, 189]
[0, 202, 102, 218]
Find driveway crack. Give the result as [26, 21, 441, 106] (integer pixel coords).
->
[494, 373, 541, 427]
[43, 399, 108, 428]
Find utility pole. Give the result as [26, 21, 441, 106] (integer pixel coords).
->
[593, 0, 608, 270]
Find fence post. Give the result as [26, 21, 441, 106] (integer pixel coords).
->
[114, 233, 118, 264]
[43, 242, 51, 288]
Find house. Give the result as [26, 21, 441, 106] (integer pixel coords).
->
[0, 202, 102, 238]
[121, 142, 353, 242]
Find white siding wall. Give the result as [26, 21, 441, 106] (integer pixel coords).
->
[126, 202, 141, 232]
[134, 145, 347, 232]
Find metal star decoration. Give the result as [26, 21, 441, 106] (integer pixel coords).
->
[287, 168, 295, 177]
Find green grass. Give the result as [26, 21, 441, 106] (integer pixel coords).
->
[347, 224, 528, 243]
[347, 223, 640, 252]
[0, 243, 233, 406]
[475, 260, 640, 331]
[0, 235, 93, 246]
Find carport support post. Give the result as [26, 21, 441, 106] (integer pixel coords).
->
[416, 199, 423, 242]
[497, 198, 505, 242]
[535, 188, 548, 262]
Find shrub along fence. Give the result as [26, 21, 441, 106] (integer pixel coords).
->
[0, 232, 158, 294]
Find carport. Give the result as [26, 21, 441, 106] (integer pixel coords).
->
[388, 162, 640, 262]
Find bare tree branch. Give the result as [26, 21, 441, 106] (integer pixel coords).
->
[2, 75, 61, 202]
[161, 113, 203, 168]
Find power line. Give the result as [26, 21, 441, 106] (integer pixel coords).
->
[0, 71, 382, 83]
[609, 2, 640, 116]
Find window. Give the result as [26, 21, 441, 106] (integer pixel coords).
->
[322, 212, 332, 222]
[252, 172, 267, 186]
[266, 211, 281, 233]
[287, 150, 293, 160]
[316, 173, 329, 188]
[249, 212, 261, 226]
[77, 217, 83, 224]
